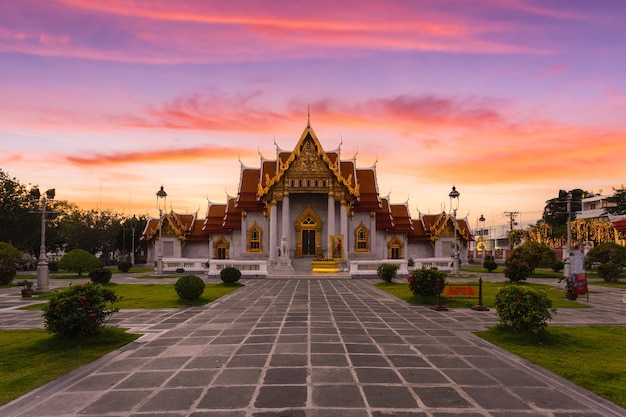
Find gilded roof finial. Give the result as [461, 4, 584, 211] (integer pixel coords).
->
[307, 105, 311, 127]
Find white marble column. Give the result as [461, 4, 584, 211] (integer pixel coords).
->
[240, 211, 247, 257]
[340, 201, 348, 260]
[281, 195, 290, 256]
[327, 193, 335, 253]
[269, 200, 278, 261]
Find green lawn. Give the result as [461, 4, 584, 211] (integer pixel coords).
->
[2, 281, 242, 406]
[0, 328, 139, 406]
[475, 326, 626, 409]
[21, 282, 242, 310]
[587, 280, 626, 289]
[375, 280, 585, 309]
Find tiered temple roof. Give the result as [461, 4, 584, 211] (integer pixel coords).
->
[143, 122, 473, 245]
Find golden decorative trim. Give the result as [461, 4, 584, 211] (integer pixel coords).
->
[257, 125, 360, 200]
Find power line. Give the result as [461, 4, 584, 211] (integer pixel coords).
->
[503, 211, 520, 231]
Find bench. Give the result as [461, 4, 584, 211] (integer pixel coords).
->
[443, 285, 477, 298]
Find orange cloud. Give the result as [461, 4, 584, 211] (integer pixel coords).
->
[0, 0, 563, 64]
[65, 145, 251, 167]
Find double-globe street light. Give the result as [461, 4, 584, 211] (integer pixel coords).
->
[449, 186, 460, 275]
[130, 215, 137, 265]
[479, 213, 486, 264]
[30, 187, 55, 292]
[156, 185, 167, 274]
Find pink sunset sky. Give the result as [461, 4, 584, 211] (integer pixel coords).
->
[1, 0, 625, 228]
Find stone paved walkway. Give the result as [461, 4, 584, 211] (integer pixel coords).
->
[1, 276, 625, 417]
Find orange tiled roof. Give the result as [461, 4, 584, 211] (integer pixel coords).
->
[222, 197, 242, 229]
[376, 198, 394, 230]
[340, 161, 356, 188]
[141, 212, 208, 242]
[390, 203, 414, 233]
[419, 212, 473, 242]
[236, 168, 263, 210]
[203, 204, 227, 232]
[408, 220, 430, 242]
[354, 169, 381, 211]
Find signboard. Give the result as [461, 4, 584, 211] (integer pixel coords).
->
[569, 250, 588, 295]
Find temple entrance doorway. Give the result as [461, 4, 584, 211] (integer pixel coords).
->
[294, 204, 323, 258]
[302, 229, 316, 255]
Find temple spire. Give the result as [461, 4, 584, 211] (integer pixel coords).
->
[307, 105, 311, 127]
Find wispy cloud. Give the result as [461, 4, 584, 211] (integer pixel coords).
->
[65, 145, 249, 167]
[0, 0, 566, 64]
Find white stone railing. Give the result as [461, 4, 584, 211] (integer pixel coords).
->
[207, 260, 268, 277]
[349, 259, 409, 276]
[161, 258, 208, 273]
[412, 258, 454, 272]
[349, 258, 454, 277]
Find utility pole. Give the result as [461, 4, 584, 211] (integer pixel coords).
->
[503, 211, 519, 250]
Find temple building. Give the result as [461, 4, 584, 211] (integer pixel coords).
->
[141, 120, 473, 276]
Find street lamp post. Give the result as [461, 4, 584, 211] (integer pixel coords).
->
[449, 186, 460, 275]
[563, 192, 572, 280]
[479, 214, 486, 264]
[156, 185, 167, 274]
[30, 187, 55, 292]
[130, 215, 137, 265]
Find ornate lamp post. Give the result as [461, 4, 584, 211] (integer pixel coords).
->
[479, 213, 486, 263]
[156, 185, 167, 274]
[563, 191, 572, 281]
[130, 215, 137, 265]
[30, 187, 55, 292]
[449, 186, 460, 275]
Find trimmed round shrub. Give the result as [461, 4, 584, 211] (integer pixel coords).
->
[551, 260, 565, 272]
[117, 261, 132, 273]
[220, 267, 242, 285]
[503, 259, 531, 283]
[42, 282, 120, 337]
[494, 285, 556, 333]
[48, 261, 59, 272]
[376, 263, 399, 283]
[89, 267, 112, 284]
[175, 274, 205, 300]
[0, 267, 16, 285]
[58, 249, 102, 276]
[597, 262, 623, 282]
[407, 267, 447, 297]
[483, 257, 498, 272]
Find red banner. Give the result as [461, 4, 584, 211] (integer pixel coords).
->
[573, 273, 588, 295]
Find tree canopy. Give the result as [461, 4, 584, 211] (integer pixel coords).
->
[58, 249, 102, 276]
[605, 186, 626, 216]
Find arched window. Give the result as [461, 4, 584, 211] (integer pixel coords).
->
[387, 236, 403, 259]
[213, 237, 229, 259]
[247, 223, 263, 252]
[354, 223, 370, 252]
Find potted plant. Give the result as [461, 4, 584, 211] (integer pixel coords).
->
[17, 279, 35, 297]
[559, 276, 577, 300]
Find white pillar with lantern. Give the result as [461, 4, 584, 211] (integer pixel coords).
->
[449, 186, 460, 275]
[30, 187, 56, 292]
[156, 185, 167, 274]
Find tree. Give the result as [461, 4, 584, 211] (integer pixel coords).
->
[58, 208, 125, 263]
[0, 241, 23, 267]
[586, 242, 626, 266]
[58, 249, 102, 276]
[542, 189, 586, 228]
[605, 186, 626, 216]
[586, 242, 626, 282]
[507, 241, 557, 274]
[0, 169, 38, 252]
[0, 241, 23, 284]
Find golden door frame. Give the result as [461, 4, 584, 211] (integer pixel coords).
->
[294, 204, 323, 258]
